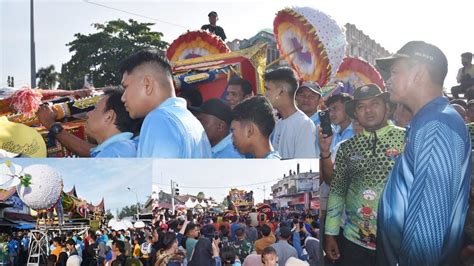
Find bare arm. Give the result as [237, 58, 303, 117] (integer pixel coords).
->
[318, 126, 334, 185]
[36, 105, 94, 157]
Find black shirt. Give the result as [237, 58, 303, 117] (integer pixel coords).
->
[201, 24, 227, 41]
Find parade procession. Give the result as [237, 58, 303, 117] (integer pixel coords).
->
[0, 0, 473, 265]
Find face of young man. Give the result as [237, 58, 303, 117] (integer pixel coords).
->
[328, 100, 350, 126]
[121, 70, 149, 119]
[354, 96, 388, 130]
[264, 81, 283, 108]
[230, 120, 250, 154]
[262, 253, 278, 266]
[85, 95, 112, 139]
[295, 87, 320, 116]
[226, 84, 246, 109]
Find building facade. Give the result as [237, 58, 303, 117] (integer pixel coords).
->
[344, 23, 391, 65]
[271, 164, 319, 209]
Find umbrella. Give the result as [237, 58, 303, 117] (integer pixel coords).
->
[166, 30, 230, 62]
[273, 7, 346, 86]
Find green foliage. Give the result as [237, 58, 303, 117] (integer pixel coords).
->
[36, 65, 59, 89]
[59, 19, 168, 89]
[117, 204, 140, 219]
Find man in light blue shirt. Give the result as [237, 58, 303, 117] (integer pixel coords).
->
[295, 81, 323, 156]
[120, 49, 211, 158]
[326, 93, 355, 153]
[37, 87, 140, 157]
[191, 98, 243, 158]
[231, 96, 280, 159]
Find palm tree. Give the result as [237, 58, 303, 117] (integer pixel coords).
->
[36, 65, 59, 89]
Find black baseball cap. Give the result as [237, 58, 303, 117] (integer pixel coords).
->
[376, 41, 448, 74]
[190, 98, 232, 126]
[208, 11, 218, 17]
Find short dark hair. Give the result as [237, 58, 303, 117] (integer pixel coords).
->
[220, 246, 236, 264]
[462, 52, 473, 61]
[232, 96, 275, 138]
[325, 93, 353, 107]
[102, 87, 143, 135]
[228, 76, 253, 96]
[450, 99, 467, 109]
[184, 223, 197, 236]
[119, 49, 172, 77]
[65, 238, 76, 246]
[261, 224, 271, 237]
[113, 240, 125, 253]
[279, 226, 292, 239]
[264, 68, 299, 98]
[262, 246, 277, 257]
[162, 232, 177, 250]
[179, 88, 203, 107]
[235, 228, 245, 237]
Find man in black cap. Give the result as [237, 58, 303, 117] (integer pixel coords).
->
[451, 52, 474, 98]
[192, 98, 243, 158]
[324, 84, 405, 266]
[201, 11, 227, 41]
[376, 41, 471, 265]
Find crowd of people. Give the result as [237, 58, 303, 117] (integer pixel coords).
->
[0, 209, 322, 266]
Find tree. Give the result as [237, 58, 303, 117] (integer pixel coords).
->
[36, 65, 59, 89]
[197, 192, 206, 200]
[59, 19, 168, 89]
[105, 209, 114, 221]
[117, 204, 140, 219]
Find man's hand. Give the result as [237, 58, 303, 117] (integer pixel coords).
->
[36, 105, 56, 129]
[72, 88, 94, 98]
[212, 238, 221, 257]
[318, 126, 333, 155]
[324, 235, 340, 261]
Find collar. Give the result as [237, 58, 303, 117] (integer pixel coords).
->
[90, 132, 133, 156]
[334, 122, 353, 136]
[158, 97, 187, 110]
[411, 96, 447, 124]
[361, 121, 394, 137]
[212, 134, 232, 153]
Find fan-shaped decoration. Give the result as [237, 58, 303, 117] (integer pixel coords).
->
[166, 30, 231, 62]
[273, 7, 346, 86]
[332, 57, 385, 96]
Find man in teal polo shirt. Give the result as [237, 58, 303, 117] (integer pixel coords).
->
[120, 49, 211, 158]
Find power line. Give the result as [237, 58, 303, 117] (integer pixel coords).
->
[154, 179, 279, 189]
[82, 0, 188, 29]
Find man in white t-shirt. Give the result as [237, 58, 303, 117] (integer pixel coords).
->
[264, 68, 316, 159]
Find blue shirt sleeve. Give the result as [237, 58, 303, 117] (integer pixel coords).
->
[400, 121, 471, 265]
[95, 140, 137, 158]
[138, 111, 183, 158]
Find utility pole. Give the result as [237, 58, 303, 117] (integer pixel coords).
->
[30, 0, 36, 88]
[171, 180, 175, 213]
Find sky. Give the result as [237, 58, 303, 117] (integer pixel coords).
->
[1, 0, 472, 89]
[0, 158, 153, 213]
[152, 159, 318, 204]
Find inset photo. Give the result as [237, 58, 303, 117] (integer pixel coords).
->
[0, 159, 152, 265]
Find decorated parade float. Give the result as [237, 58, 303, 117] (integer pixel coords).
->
[0, 162, 105, 265]
[0, 7, 386, 158]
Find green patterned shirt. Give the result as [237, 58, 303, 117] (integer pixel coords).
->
[325, 123, 405, 250]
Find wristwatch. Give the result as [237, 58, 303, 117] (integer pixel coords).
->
[49, 123, 64, 137]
